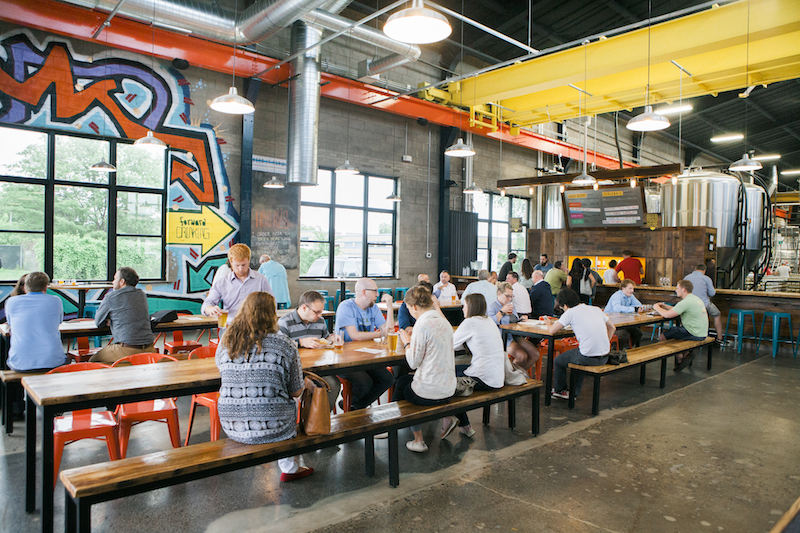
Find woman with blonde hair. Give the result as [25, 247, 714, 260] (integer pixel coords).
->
[216, 291, 312, 482]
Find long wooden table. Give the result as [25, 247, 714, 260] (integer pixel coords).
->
[501, 311, 670, 406]
[47, 283, 113, 318]
[21, 339, 405, 533]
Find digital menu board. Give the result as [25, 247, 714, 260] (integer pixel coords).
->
[562, 186, 647, 229]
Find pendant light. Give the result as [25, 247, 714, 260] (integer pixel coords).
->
[135, 4, 168, 150]
[627, 0, 670, 132]
[336, 29, 359, 176]
[445, 6, 475, 159]
[463, 184, 482, 194]
[211, 1, 254, 115]
[383, 0, 452, 44]
[729, 0, 762, 173]
[387, 192, 402, 202]
[263, 175, 284, 188]
[445, 137, 475, 157]
[572, 41, 596, 187]
[90, 35, 116, 172]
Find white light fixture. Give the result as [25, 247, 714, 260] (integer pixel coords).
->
[528, 186, 534, 195]
[383, 0, 452, 44]
[780, 169, 800, 176]
[386, 192, 402, 202]
[211, 87, 255, 115]
[445, 137, 475, 157]
[752, 154, 781, 161]
[710, 133, 743, 143]
[627, 106, 670, 132]
[572, 41, 596, 186]
[559, 184, 565, 193]
[463, 184, 482, 194]
[672, 175, 678, 185]
[134, 130, 167, 151]
[500, 188, 505, 197]
[335, 160, 359, 176]
[627, 0, 670, 133]
[631, 178, 637, 188]
[572, 172, 596, 186]
[89, 158, 115, 173]
[730, 153, 762, 172]
[654, 104, 693, 116]
[593, 181, 599, 190]
[263, 175, 284, 188]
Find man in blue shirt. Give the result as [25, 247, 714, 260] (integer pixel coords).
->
[605, 279, 644, 347]
[683, 264, 723, 344]
[258, 254, 291, 309]
[533, 254, 553, 273]
[333, 277, 395, 411]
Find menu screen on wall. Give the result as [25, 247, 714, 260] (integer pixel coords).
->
[562, 186, 647, 229]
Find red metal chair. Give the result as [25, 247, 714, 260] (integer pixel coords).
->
[183, 345, 220, 446]
[47, 362, 119, 487]
[111, 353, 181, 458]
[209, 338, 220, 349]
[163, 313, 203, 355]
[65, 318, 106, 362]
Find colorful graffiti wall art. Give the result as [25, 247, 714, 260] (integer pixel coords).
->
[0, 29, 238, 310]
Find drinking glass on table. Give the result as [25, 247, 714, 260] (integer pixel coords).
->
[333, 331, 344, 352]
[387, 331, 399, 352]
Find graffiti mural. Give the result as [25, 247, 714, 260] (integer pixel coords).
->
[0, 29, 237, 309]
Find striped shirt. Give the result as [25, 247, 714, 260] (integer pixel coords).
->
[278, 310, 329, 346]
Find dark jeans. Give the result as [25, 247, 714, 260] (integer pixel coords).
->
[616, 327, 643, 348]
[454, 365, 498, 427]
[338, 368, 395, 410]
[554, 348, 609, 396]
[392, 375, 450, 432]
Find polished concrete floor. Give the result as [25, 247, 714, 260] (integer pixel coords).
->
[2, 336, 799, 533]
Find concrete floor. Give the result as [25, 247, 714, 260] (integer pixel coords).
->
[2, 337, 799, 533]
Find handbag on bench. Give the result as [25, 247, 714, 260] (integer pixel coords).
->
[300, 371, 331, 436]
[607, 349, 628, 365]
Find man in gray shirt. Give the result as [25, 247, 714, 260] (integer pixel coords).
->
[683, 264, 723, 344]
[90, 267, 157, 363]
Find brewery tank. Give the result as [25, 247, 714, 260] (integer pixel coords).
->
[544, 184, 565, 229]
[660, 170, 765, 273]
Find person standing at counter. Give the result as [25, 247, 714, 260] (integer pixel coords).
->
[603, 260, 621, 284]
[683, 264, 724, 345]
[615, 251, 644, 285]
[498, 253, 517, 282]
[529, 271, 554, 317]
[258, 254, 290, 309]
[203, 244, 273, 322]
[604, 279, 644, 348]
[654, 279, 709, 371]
[545, 261, 568, 296]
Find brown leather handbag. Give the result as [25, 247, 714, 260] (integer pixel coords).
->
[300, 371, 331, 436]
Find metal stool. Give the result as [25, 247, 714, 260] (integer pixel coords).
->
[377, 288, 393, 299]
[650, 320, 674, 341]
[395, 287, 409, 301]
[723, 309, 756, 354]
[756, 311, 796, 358]
[323, 296, 335, 311]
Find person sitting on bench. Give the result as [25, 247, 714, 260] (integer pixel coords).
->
[216, 291, 313, 482]
[653, 279, 709, 372]
[604, 279, 644, 348]
[548, 288, 616, 400]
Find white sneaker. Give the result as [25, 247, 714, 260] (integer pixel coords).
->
[460, 425, 476, 438]
[440, 416, 459, 439]
[551, 389, 570, 400]
[406, 440, 428, 453]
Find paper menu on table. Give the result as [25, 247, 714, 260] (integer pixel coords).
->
[354, 348, 385, 354]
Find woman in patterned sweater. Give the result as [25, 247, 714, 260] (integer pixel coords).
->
[216, 291, 313, 482]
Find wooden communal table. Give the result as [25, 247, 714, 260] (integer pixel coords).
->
[501, 312, 670, 406]
[47, 283, 113, 318]
[21, 339, 405, 533]
[377, 300, 464, 327]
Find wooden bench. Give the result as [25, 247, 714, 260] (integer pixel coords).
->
[0, 369, 48, 434]
[60, 379, 542, 532]
[567, 337, 716, 415]
[770, 494, 800, 533]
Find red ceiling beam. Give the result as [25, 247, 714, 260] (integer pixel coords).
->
[0, 0, 633, 170]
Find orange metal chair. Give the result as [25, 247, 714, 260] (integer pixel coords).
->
[163, 313, 203, 355]
[184, 345, 220, 446]
[209, 338, 220, 349]
[47, 362, 119, 487]
[66, 336, 105, 363]
[111, 353, 181, 458]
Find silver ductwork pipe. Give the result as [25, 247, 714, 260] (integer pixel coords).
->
[286, 21, 322, 185]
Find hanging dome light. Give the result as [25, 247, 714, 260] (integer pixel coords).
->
[626, 105, 670, 132]
[383, 0, 452, 44]
[89, 158, 116, 173]
[729, 153, 762, 172]
[211, 87, 255, 115]
[134, 130, 167, 151]
[572, 172, 596, 186]
[463, 184, 483, 194]
[444, 137, 475, 158]
[263, 176, 284, 189]
[335, 160, 359, 176]
[386, 192, 402, 202]
[597, 180, 614, 185]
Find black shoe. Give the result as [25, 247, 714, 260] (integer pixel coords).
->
[674, 351, 695, 372]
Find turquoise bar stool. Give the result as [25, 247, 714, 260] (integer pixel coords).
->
[723, 309, 756, 354]
[323, 296, 335, 311]
[650, 320, 674, 341]
[395, 287, 409, 301]
[316, 290, 329, 296]
[756, 312, 796, 358]
[377, 288, 393, 299]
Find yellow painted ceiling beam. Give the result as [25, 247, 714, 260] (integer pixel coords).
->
[446, 0, 800, 127]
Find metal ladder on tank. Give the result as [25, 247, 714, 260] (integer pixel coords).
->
[728, 178, 748, 289]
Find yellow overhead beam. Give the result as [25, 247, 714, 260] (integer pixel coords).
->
[445, 0, 800, 127]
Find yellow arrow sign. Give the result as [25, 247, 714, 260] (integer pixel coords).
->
[167, 205, 236, 256]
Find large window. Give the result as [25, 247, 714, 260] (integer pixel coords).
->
[300, 169, 397, 278]
[473, 192, 529, 272]
[0, 125, 167, 281]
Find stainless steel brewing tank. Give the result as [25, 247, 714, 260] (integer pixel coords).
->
[544, 184, 565, 229]
[744, 181, 766, 271]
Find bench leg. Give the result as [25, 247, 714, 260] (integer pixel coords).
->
[25, 394, 36, 513]
[388, 429, 399, 488]
[639, 364, 646, 385]
[707, 342, 713, 371]
[507, 398, 516, 430]
[76, 498, 91, 533]
[482, 406, 490, 425]
[65, 491, 75, 533]
[591, 376, 601, 416]
[532, 389, 540, 436]
[364, 436, 375, 477]
[660, 358, 667, 388]
[1, 380, 5, 429]
[568, 371, 577, 410]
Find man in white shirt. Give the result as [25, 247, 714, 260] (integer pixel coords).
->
[507, 272, 532, 315]
[603, 260, 621, 284]
[433, 270, 458, 303]
[548, 288, 616, 399]
[461, 270, 497, 314]
[776, 262, 791, 277]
